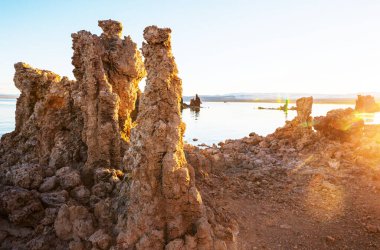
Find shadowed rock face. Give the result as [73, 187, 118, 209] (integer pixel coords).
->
[116, 26, 234, 249]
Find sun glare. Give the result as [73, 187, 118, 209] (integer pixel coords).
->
[356, 112, 380, 125]
[305, 175, 345, 222]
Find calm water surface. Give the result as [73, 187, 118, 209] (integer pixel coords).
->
[0, 99, 17, 136]
[1, 99, 378, 146]
[182, 102, 380, 145]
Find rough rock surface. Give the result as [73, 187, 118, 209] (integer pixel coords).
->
[54, 204, 95, 241]
[1, 19, 380, 250]
[295, 96, 313, 126]
[185, 121, 380, 248]
[314, 108, 364, 142]
[277, 96, 313, 131]
[0, 20, 144, 249]
[116, 25, 236, 249]
[183, 103, 379, 249]
[266, 97, 316, 152]
[355, 95, 380, 113]
[0, 62, 84, 177]
[0, 186, 44, 226]
[72, 19, 145, 172]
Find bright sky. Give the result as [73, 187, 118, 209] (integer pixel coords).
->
[1, 0, 380, 95]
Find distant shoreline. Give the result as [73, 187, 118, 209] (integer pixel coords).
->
[0, 96, 356, 104]
[190, 99, 356, 104]
[183, 93, 380, 105]
[0, 95, 18, 99]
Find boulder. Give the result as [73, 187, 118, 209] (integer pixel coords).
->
[70, 186, 90, 204]
[88, 229, 112, 250]
[8, 163, 44, 189]
[40, 190, 68, 207]
[54, 205, 95, 241]
[314, 108, 364, 141]
[56, 167, 81, 189]
[54, 205, 72, 240]
[0, 186, 44, 226]
[39, 176, 58, 192]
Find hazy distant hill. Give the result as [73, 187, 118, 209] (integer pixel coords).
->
[0, 94, 18, 99]
[183, 93, 380, 104]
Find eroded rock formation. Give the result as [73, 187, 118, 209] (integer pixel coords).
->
[268, 97, 315, 151]
[0, 20, 237, 250]
[3, 18, 376, 250]
[0, 20, 145, 249]
[314, 108, 364, 142]
[295, 96, 313, 127]
[72, 19, 145, 173]
[116, 25, 235, 249]
[190, 94, 202, 108]
[0, 62, 85, 184]
[355, 95, 380, 113]
[0, 63, 87, 249]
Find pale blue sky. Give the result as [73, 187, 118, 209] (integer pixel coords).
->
[1, 0, 380, 95]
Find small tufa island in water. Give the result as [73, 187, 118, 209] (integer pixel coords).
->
[0, 20, 380, 249]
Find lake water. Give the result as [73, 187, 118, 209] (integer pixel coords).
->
[1, 99, 379, 146]
[182, 102, 356, 145]
[0, 99, 17, 137]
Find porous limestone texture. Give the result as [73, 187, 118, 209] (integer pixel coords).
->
[116, 26, 236, 249]
[0, 20, 144, 249]
[72, 19, 145, 173]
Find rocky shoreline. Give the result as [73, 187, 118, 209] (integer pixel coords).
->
[0, 20, 379, 250]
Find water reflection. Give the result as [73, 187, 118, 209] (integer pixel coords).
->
[190, 107, 200, 120]
[0, 99, 16, 136]
[283, 98, 289, 120]
[356, 112, 380, 124]
[1, 100, 378, 146]
[284, 109, 289, 120]
[182, 102, 357, 146]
